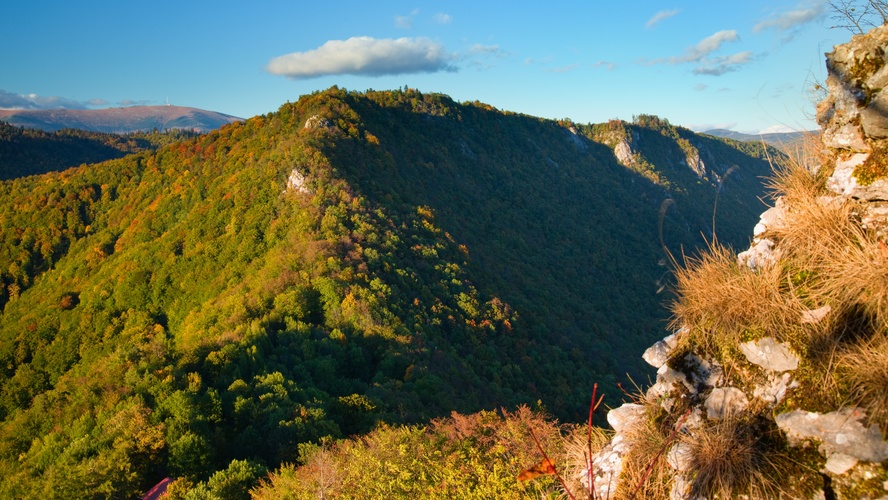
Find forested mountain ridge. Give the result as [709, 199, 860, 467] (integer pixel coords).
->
[0, 121, 198, 180]
[0, 87, 782, 497]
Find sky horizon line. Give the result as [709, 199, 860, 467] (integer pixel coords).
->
[1, 1, 856, 136]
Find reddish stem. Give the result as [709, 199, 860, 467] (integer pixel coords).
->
[628, 408, 692, 500]
[587, 384, 598, 500]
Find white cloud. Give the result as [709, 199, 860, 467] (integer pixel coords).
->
[592, 60, 616, 71]
[645, 30, 752, 76]
[0, 89, 88, 110]
[693, 51, 753, 75]
[267, 37, 457, 79]
[646, 9, 680, 28]
[759, 124, 796, 134]
[694, 83, 708, 91]
[753, 3, 825, 32]
[434, 12, 452, 24]
[678, 30, 740, 63]
[688, 121, 738, 132]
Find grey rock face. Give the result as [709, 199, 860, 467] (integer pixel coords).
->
[776, 408, 888, 463]
[704, 387, 748, 420]
[739, 337, 799, 372]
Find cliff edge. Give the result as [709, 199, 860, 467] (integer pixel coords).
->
[586, 26, 888, 499]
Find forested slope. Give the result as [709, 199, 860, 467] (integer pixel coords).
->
[0, 87, 781, 497]
[0, 121, 197, 180]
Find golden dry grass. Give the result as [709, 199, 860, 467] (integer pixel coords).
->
[610, 399, 679, 500]
[661, 145, 888, 496]
[669, 244, 799, 356]
[560, 423, 613, 497]
[681, 416, 788, 499]
[838, 336, 888, 432]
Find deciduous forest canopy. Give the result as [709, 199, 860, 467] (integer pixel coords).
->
[0, 87, 781, 497]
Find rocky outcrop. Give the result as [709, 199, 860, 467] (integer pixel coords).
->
[818, 25, 888, 201]
[286, 167, 311, 194]
[586, 25, 888, 499]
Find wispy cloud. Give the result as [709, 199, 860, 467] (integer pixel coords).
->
[753, 2, 825, 33]
[646, 9, 680, 28]
[0, 91, 149, 110]
[677, 30, 740, 63]
[434, 12, 452, 24]
[395, 16, 412, 29]
[760, 124, 797, 134]
[267, 37, 456, 79]
[469, 44, 503, 55]
[688, 121, 738, 132]
[693, 51, 753, 75]
[645, 30, 752, 76]
[0, 89, 89, 110]
[546, 64, 579, 74]
[592, 60, 616, 71]
[395, 9, 419, 29]
[694, 83, 708, 91]
[118, 99, 152, 107]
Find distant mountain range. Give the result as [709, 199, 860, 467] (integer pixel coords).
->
[703, 128, 816, 149]
[0, 105, 242, 133]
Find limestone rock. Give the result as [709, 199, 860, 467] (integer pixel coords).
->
[667, 442, 694, 472]
[862, 202, 888, 237]
[648, 364, 694, 401]
[739, 337, 799, 372]
[642, 333, 678, 368]
[614, 139, 634, 167]
[607, 403, 646, 434]
[801, 305, 832, 324]
[826, 152, 888, 200]
[587, 434, 628, 500]
[286, 168, 311, 194]
[753, 199, 787, 237]
[304, 114, 333, 130]
[566, 126, 589, 152]
[683, 353, 723, 389]
[822, 122, 868, 151]
[752, 372, 798, 406]
[738, 238, 777, 270]
[825, 453, 859, 475]
[861, 91, 888, 139]
[704, 387, 748, 420]
[776, 408, 888, 463]
[685, 148, 706, 178]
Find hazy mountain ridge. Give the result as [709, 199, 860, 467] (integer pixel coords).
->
[0, 87, 782, 497]
[0, 105, 242, 133]
[703, 128, 815, 149]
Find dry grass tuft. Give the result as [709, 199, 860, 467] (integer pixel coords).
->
[611, 399, 677, 500]
[682, 416, 787, 499]
[560, 423, 613, 496]
[838, 336, 888, 432]
[669, 245, 798, 355]
[815, 234, 888, 329]
[765, 135, 831, 204]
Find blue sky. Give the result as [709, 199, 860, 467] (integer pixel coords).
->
[0, 1, 853, 133]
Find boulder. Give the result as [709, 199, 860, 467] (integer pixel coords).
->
[739, 337, 799, 372]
